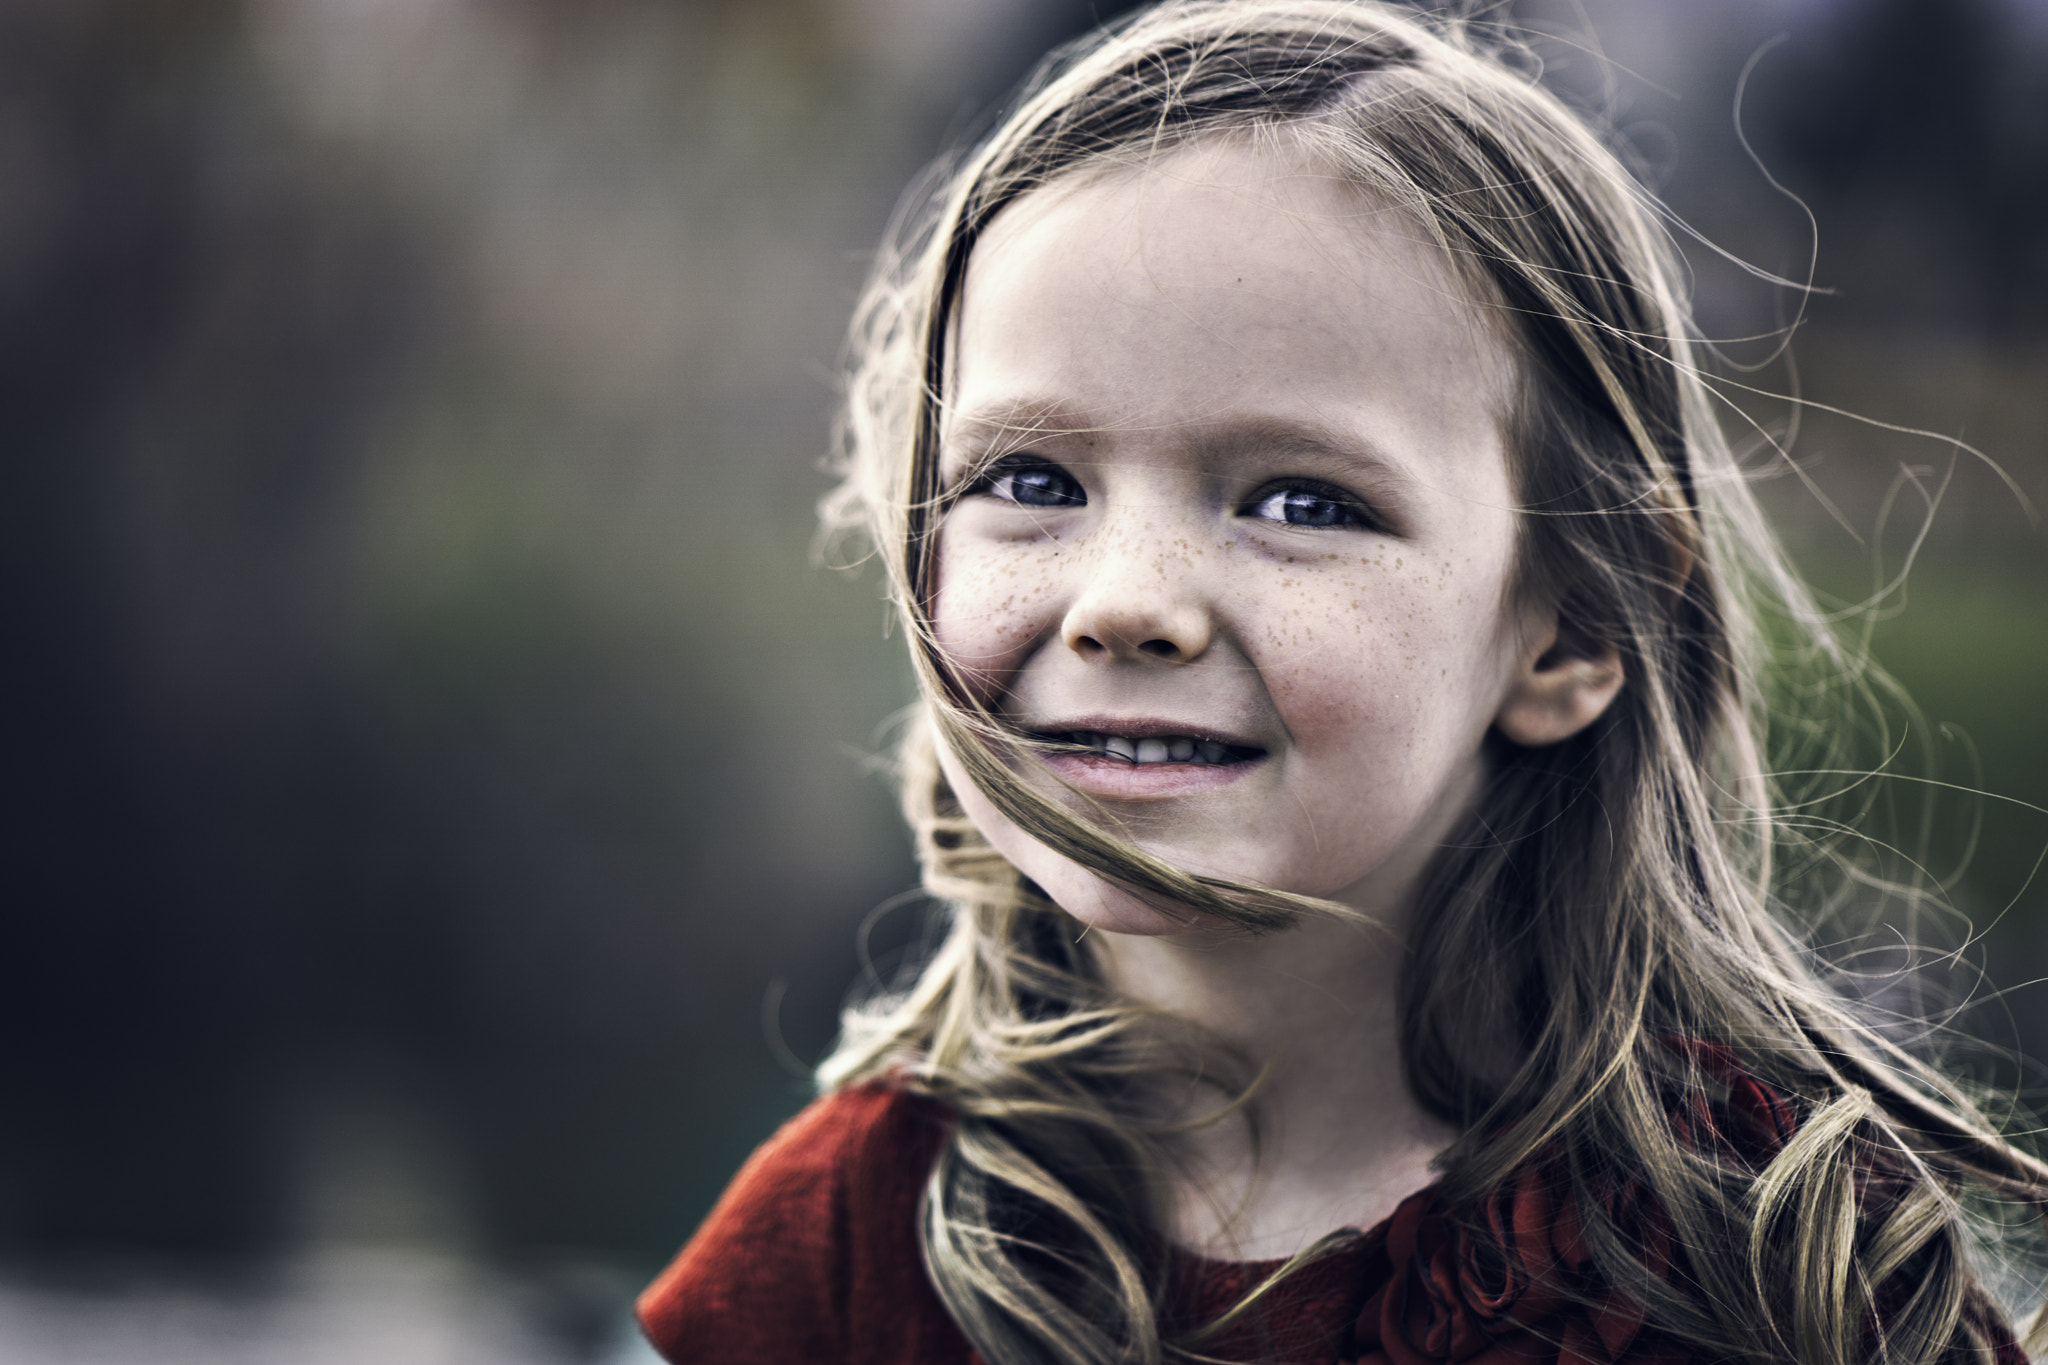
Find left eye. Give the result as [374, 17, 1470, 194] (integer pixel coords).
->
[1246, 486, 1367, 528]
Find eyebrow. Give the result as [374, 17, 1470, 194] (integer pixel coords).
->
[943, 403, 1409, 469]
[938, 400, 1098, 465]
[1193, 415, 1412, 481]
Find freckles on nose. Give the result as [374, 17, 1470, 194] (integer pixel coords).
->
[1060, 521, 1214, 661]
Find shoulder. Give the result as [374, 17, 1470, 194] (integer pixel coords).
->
[669, 1080, 952, 1223]
[637, 1081, 967, 1365]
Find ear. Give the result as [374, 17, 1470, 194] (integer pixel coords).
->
[1494, 610, 1625, 748]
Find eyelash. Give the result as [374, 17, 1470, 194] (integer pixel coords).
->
[1242, 480, 1381, 531]
[964, 456, 1086, 508]
[963, 459, 1383, 532]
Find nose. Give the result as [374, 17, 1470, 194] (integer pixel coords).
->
[1058, 530, 1215, 663]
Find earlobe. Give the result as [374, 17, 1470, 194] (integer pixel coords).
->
[1494, 615, 1626, 748]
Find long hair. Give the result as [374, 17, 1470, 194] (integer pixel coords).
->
[815, 4, 2048, 1362]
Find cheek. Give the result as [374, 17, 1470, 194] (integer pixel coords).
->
[931, 537, 1062, 699]
[1252, 551, 1519, 748]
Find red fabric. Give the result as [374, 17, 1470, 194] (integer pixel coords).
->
[639, 1077, 2030, 1365]
[636, 1083, 966, 1365]
[1350, 1160, 1687, 1365]
[636, 1083, 1380, 1365]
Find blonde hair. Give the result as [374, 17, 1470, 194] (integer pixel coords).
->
[815, 3, 2048, 1362]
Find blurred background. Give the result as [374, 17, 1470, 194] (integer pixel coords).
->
[1, 0, 2042, 1359]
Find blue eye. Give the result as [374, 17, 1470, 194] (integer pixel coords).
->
[1248, 485, 1368, 528]
[989, 463, 1085, 508]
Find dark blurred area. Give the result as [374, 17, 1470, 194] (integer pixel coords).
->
[1, 0, 2042, 1358]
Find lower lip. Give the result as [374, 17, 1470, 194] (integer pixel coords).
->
[1040, 751, 1266, 798]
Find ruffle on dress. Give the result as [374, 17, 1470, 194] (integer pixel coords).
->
[1347, 1041, 1798, 1365]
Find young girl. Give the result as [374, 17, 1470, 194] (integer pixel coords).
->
[640, 3, 2048, 1362]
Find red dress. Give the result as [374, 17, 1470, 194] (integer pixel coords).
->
[638, 1075, 2028, 1365]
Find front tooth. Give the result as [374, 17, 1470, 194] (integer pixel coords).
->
[1168, 738, 1195, 762]
[1105, 735, 1137, 762]
[1197, 740, 1227, 764]
[1136, 738, 1168, 764]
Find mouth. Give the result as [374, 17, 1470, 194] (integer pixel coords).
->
[1034, 726, 1265, 767]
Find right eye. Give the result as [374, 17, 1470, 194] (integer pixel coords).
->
[980, 461, 1085, 508]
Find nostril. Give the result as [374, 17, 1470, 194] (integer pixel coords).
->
[1139, 639, 1178, 659]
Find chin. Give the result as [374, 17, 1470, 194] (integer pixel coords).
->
[940, 750, 1209, 937]
[1032, 864, 1210, 938]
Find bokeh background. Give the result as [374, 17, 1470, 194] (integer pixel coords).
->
[3, 0, 2044, 1359]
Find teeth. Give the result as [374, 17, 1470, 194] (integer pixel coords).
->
[1062, 731, 1246, 766]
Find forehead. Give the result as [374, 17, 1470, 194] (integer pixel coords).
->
[950, 139, 1517, 495]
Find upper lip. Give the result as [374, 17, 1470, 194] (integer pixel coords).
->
[1023, 715, 1267, 752]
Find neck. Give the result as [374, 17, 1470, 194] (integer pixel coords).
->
[1094, 906, 1457, 1260]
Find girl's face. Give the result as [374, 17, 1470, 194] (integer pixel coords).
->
[933, 140, 1558, 937]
